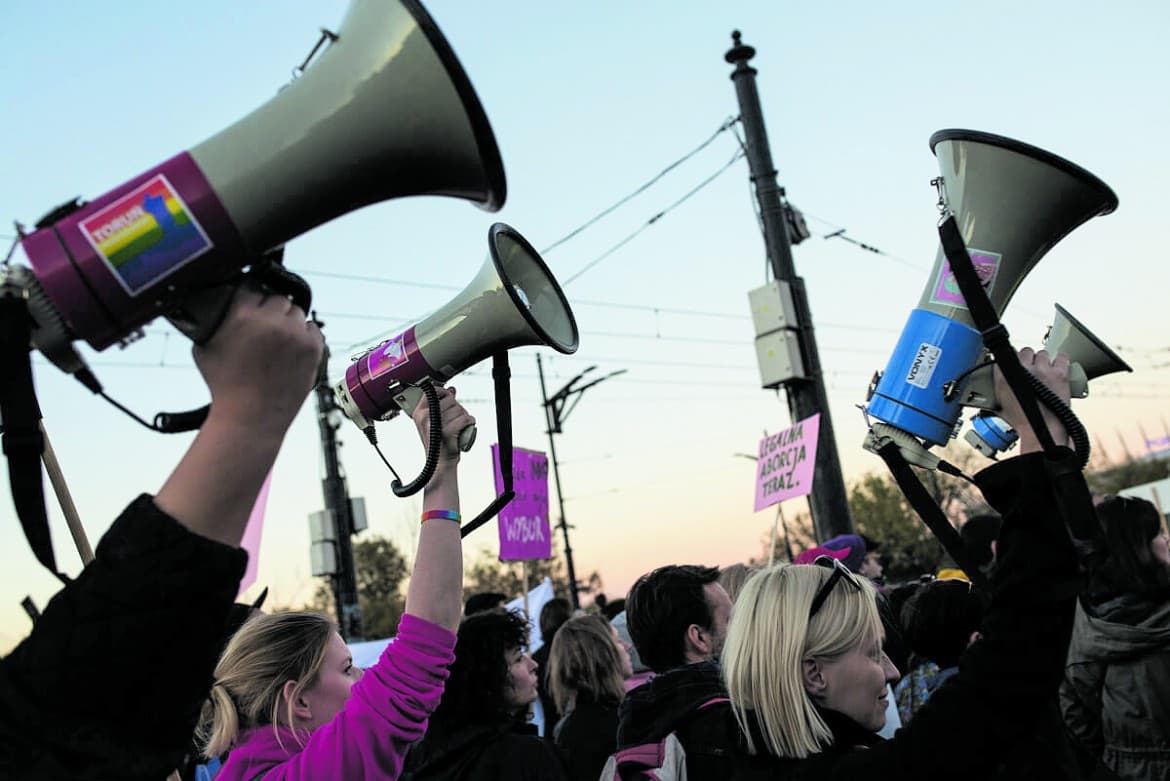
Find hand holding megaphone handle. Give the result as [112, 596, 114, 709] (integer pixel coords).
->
[390, 380, 443, 498]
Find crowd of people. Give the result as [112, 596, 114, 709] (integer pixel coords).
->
[0, 287, 1168, 781]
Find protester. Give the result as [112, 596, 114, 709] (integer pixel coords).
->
[464, 592, 508, 615]
[548, 615, 632, 781]
[718, 563, 757, 604]
[616, 565, 738, 777]
[196, 384, 469, 780]
[0, 289, 322, 781]
[402, 608, 567, 780]
[822, 533, 883, 584]
[894, 578, 982, 725]
[609, 611, 653, 692]
[533, 597, 573, 737]
[720, 348, 1092, 778]
[959, 513, 1002, 579]
[1061, 494, 1170, 780]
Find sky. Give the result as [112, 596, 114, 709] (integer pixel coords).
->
[2, 1, 1169, 650]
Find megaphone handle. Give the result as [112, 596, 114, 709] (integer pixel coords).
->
[390, 380, 442, 498]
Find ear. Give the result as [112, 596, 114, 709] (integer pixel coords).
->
[684, 623, 710, 659]
[802, 658, 827, 699]
[281, 679, 313, 725]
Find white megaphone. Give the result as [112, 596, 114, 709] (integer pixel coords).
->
[13, 0, 505, 378]
[864, 129, 1118, 467]
[964, 303, 1132, 456]
[335, 223, 579, 450]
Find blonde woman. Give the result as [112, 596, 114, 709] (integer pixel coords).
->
[722, 350, 1093, 777]
[199, 387, 472, 781]
[549, 615, 632, 781]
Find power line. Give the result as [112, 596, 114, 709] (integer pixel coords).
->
[562, 150, 746, 286]
[540, 116, 740, 256]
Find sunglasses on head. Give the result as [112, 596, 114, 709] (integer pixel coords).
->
[808, 555, 862, 618]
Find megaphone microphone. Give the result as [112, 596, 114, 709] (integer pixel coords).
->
[863, 129, 1118, 468]
[335, 223, 579, 502]
[964, 303, 1131, 456]
[13, 0, 505, 399]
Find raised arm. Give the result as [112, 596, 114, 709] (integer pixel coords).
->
[405, 385, 473, 632]
[155, 287, 323, 546]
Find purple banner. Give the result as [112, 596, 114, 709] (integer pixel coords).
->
[492, 445, 553, 561]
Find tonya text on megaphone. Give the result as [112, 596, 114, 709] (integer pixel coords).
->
[8, 0, 506, 405]
[862, 129, 1122, 469]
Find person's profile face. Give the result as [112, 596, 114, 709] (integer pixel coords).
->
[300, 632, 363, 731]
[1151, 528, 1170, 568]
[816, 632, 899, 732]
[860, 552, 883, 581]
[703, 582, 733, 659]
[503, 646, 539, 712]
[611, 624, 634, 678]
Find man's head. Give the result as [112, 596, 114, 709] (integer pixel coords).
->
[960, 514, 1001, 570]
[464, 591, 508, 615]
[625, 565, 731, 673]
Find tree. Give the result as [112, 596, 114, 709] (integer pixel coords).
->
[1087, 455, 1170, 496]
[309, 535, 410, 640]
[462, 547, 603, 605]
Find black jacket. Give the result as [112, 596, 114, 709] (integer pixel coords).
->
[403, 719, 568, 781]
[0, 495, 247, 781]
[616, 660, 739, 778]
[732, 449, 1090, 781]
[554, 694, 620, 781]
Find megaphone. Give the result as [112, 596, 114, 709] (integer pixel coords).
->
[15, 0, 505, 376]
[336, 223, 579, 447]
[864, 129, 1117, 466]
[964, 303, 1131, 456]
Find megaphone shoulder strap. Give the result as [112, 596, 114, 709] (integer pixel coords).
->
[937, 217, 1059, 455]
[0, 295, 68, 583]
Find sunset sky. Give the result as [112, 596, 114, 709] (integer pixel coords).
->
[2, 0, 1168, 649]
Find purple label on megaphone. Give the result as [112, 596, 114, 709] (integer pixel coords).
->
[929, 248, 1001, 307]
[345, 326, 435, 421]
[23, 151, 246, 350]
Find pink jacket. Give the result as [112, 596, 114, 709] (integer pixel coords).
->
[218, 613, 456, 780]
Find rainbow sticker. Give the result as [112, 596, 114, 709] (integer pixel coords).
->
[80, 175, 212, 295]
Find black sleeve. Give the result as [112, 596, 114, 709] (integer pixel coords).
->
[0, 494, 247, 781]
[792, 449, 1086, 781]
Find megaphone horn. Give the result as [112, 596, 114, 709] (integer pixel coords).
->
[865, 130, 1117, 457]
[20, 0, 506, 355]
[336, 223, 579, 445]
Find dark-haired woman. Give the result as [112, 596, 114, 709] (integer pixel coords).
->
[403, 608, 568, 781]
[1062, 494, 1170, 781]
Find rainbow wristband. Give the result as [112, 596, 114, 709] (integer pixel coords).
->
[421, 509, 461, 524]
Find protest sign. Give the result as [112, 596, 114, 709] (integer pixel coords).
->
[492, 445, 552, 561]
[754, 413, 820, 512]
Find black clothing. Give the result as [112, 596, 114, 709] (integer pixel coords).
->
[553, 694, 619, 781]
[0, 495, 247, 781]
[732, 449, 1088, 780]
[403, 718, 568, 781]
[616, 660, 739, 778]
[533, 640, 560, 736]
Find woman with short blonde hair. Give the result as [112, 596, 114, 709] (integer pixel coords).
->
[719, 349, 1100, 778]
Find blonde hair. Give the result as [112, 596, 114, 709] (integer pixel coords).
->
[721, 564, 881, 759]
[548, 615, 626, 715]
[718, 563, 756, 603]
[198, 611, 335, 757]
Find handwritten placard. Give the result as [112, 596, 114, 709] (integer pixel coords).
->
[492, 444, 553, 561]
[754, 413, 821, 511]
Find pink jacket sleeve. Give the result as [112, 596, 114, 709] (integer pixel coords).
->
[265, 613, 456, 780]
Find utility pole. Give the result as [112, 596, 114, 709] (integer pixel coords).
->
[726, 31, 855, 541]
[537, 355, 626, 610]
[314, 344, 364, 641]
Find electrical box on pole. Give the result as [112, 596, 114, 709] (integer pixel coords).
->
[749, 280, 806, 388]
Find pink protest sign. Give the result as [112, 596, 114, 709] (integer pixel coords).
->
[754, 413, 821, 512]
[238, 471, 272, 596]
[492, 445, 553, 561]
